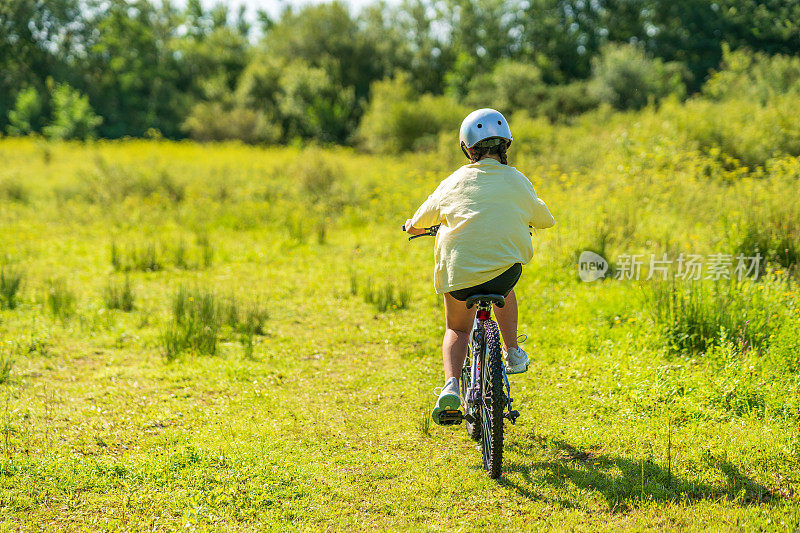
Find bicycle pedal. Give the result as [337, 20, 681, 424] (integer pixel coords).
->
[504, 410, 520, 423]
[437, 410, 463, 426]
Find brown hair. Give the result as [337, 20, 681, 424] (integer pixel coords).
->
[469, 138, 509, 165]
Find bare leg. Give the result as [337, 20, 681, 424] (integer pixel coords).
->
[442, 293, 477, 381]
[494, 289, 518, 352]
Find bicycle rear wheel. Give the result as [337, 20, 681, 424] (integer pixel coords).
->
[461, 336, 481, 441]
[480, 320, 506, 478]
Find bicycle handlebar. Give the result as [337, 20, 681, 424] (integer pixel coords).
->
[402, 224, 440, 241]
[403, 223, 531, 239]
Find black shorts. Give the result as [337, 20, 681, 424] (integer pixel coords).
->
[448, 263, 522, 302]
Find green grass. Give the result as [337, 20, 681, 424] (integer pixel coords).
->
[0, 130, 798, 530]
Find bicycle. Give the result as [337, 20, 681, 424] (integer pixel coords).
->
[403, 224, 520, 478]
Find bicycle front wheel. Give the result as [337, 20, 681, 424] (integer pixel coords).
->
[480, 319, 506, 478]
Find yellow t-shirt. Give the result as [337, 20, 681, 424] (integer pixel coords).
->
[410, 158, 555, 294]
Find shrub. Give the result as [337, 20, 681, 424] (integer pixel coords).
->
[357, 74, 467, 153]
[704, 45, 800, 104]
[589, 43, 687, 110]
[667, 96, 800, 168]
[0, 175, 29, 203]
[539, 81, 600, 121]
[295, 150, 340, 205]
[7, 87, 46, 136]
[234, 55, 282, 111]
[182, 102, 279, 144]
[42, 84, 102, 140]
[220, 296, 269, 335]
[698, 96, 800, 167]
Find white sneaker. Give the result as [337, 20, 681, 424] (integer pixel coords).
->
[431, 377, 461, 423]
[504, 347, 529, 374]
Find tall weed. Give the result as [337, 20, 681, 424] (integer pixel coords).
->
[111, 236, 215, 272]
[361, 278, 410, 312]
[0, 266, 22, 310]
[733, 216, 799, 271]
[0, 356, 13, 384]
[45, 279, 75, 319]
[81, 160, 185, 204]
[103, 277, 135, 311]
[646, 277, 786, 355]
[161, 287, 220, 360]
[161, 288, 269, 360]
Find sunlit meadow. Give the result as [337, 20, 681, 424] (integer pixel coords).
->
[1, 97, 800, 530]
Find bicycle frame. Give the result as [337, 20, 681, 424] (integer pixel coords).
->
[465, 304, 519, 428]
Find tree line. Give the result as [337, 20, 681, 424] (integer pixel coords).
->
[1, 0, 799, 146]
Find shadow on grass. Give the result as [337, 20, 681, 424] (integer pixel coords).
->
[498, 435, 779, 512]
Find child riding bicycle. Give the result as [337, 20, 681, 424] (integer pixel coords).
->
[403, 108, 555, 424]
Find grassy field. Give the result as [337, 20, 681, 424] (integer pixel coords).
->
[1, 102, 800, 531]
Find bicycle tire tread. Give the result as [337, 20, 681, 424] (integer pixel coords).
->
[484, 320, 506, 478]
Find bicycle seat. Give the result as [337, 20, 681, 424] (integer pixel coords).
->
[465, 293, 506, 309]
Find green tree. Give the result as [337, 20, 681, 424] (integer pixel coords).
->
[590, 43, 687, 110]
[234, 55, 283, 112]
[7, 87, 46, 135]
[516, 0, 608, 83]
[634, 0, 800, 89]
[43, 83, 102, 140]
[0, 0, 84, 131]
[262, 2, 373, 100]
[277, 61, 356, 143]
[175, 1, 250, 101]
[466, 61, 548, 116]
[84, 0, 188, 137]
[357, 74, 467, 153]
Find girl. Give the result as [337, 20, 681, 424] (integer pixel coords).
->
[404, 108, 555, 424]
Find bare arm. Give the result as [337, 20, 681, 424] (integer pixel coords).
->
[530, 197, 555, 229]
[404, 220, 426, 235]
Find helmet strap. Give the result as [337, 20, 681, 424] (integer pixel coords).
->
[460, 143, 471, 160]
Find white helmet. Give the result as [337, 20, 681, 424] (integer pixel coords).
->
[459, 108, 512, 158]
